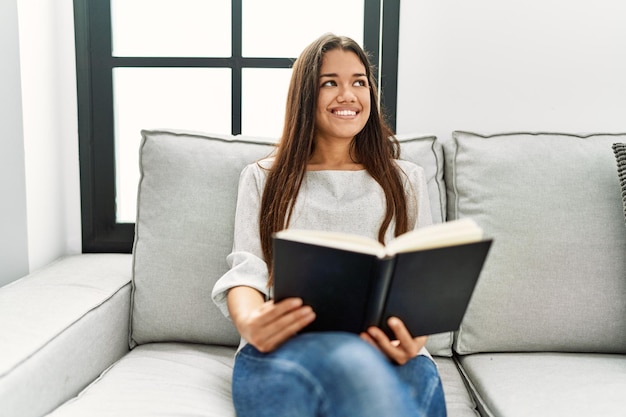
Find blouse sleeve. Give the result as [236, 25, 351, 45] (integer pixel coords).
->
[211, 163, 270, 319]
[400, 161, 434, 230]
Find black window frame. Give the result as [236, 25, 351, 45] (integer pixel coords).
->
[73, 0, 401, 253]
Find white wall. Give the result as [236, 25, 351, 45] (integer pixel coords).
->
[396, 0, 626, 139]
[18, 0, 82, 272]
[0, 0, 30, 287]
[3, 1, 625, 286]
[0, 0, 80, 286]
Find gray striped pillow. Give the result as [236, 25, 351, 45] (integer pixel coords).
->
[613, 143, 626, 225]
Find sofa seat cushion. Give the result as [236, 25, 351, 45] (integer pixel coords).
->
[457, 352, 626, 417]
[435, 357, 479, 417]
[47, 344, 476, 417]
[48, 343, 237, 417]
[0, 254, 132, 417]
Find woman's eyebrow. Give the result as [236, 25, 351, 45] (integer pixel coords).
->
[319, 73, 367, 78]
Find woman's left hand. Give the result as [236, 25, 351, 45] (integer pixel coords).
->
[360, 317, 428, 365]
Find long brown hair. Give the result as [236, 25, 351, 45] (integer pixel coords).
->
[260, 34, 409, 283]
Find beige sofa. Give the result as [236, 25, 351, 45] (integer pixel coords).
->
[1, 129, 625, 417]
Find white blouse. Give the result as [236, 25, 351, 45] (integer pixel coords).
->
[212, 160, 432, 317]
[211, 158, 433, 355]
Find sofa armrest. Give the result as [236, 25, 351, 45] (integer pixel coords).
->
[0, 254, 133, 417]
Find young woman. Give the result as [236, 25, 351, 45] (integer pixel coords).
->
[212, 34, 446, 417]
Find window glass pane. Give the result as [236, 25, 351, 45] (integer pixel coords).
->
[241, 68, 292, 138]
[111, 0, 231, 57]
[242, 0, 364, 57]
[113, 68, 231, 223]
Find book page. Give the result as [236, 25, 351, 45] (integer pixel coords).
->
[385, 218, 483, 255]
[274, 218, 484, 258]
[273, 229, 386, 257]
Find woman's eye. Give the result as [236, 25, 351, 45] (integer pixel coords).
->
[354, 79, 367, 87]
[321, 80, 337, 87]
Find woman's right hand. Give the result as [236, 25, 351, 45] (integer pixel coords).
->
[228, 287, 316, 353]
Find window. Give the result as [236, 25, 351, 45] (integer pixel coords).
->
[74, 0, 401, 252]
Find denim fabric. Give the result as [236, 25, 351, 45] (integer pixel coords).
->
[232, 332, 446, 417]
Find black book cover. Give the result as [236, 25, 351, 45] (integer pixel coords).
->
[272, 237, 492, 338]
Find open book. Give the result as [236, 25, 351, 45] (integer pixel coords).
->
[272, 218, 493, 337]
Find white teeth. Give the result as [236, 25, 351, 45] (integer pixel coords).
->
[334, 110, 357, 116]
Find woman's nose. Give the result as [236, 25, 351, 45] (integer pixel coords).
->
[337, 86, 357, 102]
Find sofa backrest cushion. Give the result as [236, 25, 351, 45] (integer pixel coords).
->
[131, 130, 276, 347]
[396, 133, 446, 225]
[397, 134, 451, 355]
[131, 129, 450, 353]
[445, 131, 626, 354]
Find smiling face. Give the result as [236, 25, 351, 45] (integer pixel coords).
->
[314, 49, 371, 145]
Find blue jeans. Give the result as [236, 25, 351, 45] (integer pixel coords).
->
[232, 332, 446, 417]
